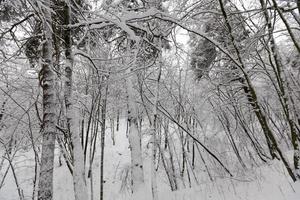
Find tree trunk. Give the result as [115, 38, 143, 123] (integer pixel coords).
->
[150, 35, 163, 200]
[126, 70, 144, 195]
[63, 2, 88, 199]
[37, 0, 57, 199]
[100, 83, 108, 200]
[259, 0, 300, 180]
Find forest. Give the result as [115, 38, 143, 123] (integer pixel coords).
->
[0, 0, 300, 200]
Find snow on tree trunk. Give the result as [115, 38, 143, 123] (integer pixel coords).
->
[63, 2, 88, 199]
[100, 83, 108, 200]
[258, 0, 300, 180]
[292, 129, 300, 178]
[64, 38, 88, 200]
[151, 70, 160, 200]
[150, 36, 163, 200]
[68, 98, 88, 200]
[37, 0, 57, 199]
[65, 56, 88, 200]
[126, 69, 144, 195]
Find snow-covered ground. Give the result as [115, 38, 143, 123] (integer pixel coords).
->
[1, 118, 300, 200]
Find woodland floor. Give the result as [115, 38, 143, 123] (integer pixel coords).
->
[1, 119, 300, 200]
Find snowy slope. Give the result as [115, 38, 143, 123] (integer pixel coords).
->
[1, 118, 300, 200]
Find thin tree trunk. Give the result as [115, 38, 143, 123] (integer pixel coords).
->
[126, 68, 144, 195]
[100, 83, 108, 200]
[259, 0, 300, 180]
[110, 117, 115, 145]
[218, 0, 297, 181]
[151, 45, 162, 200]
[63, 2, 88, 199]
[116, 110, 120, 131]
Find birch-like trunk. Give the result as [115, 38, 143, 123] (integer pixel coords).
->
[63, 1, 88, 199]
[37, 0, 57, 199]
[126, 69, 144, 195]
[67, 96, 88, 200]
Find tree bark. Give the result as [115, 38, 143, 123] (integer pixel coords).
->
[63, 1, 88, 199]
[126, 69, 144, 195]
[100, 83, 108, 200]
[37, 0, 57, 199]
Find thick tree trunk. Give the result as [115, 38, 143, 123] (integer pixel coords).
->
[37, 0, 57, 199]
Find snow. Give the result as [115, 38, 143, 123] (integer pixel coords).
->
[1, 118, 300, 200]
